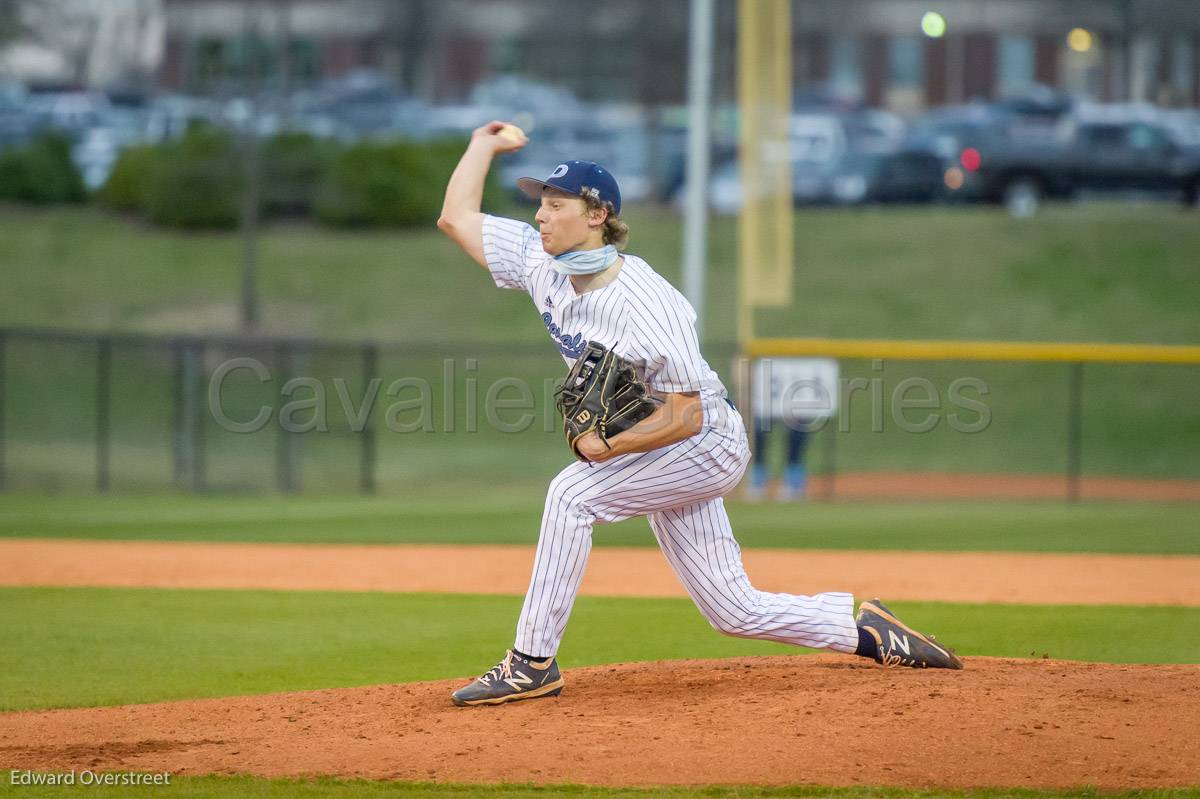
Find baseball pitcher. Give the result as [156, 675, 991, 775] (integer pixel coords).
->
[436, 121, 963, 707]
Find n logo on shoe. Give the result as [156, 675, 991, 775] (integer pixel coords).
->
[888, 630, 911, 655]
[503, 671, 534, 691]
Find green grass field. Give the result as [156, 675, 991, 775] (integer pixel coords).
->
[2, 204, 1198, 798]
[1, 496, 1196, 798]
[1, 493, 1196, 554]
[2, 586, 1198, 712]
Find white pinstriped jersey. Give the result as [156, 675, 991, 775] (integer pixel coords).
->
[481, 215, 729, 410]
[477, 216, 859, 660]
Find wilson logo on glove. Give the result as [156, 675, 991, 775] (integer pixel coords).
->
[555, 342, 661, 462]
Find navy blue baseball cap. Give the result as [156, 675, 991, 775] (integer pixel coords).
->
[517, 160, 622, 216]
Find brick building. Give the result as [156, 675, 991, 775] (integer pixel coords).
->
[157, 0, 1200, 110]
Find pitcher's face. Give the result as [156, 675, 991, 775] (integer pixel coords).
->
[534, 189, 605, 255]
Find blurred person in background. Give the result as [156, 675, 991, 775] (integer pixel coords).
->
[747, 421, 811, 502]
[747, 357, 838, 502]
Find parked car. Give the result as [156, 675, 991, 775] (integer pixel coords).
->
[788, 113, 847, 203]
[841, 108, 907, 154]
[468, 74, 586, 129]
[0, 84, 35, 149]
[498, 110, 655, 204]
[145, 94, 221, 142]
[829, 148, 945, 205]
[675, 110, 922, 212]
[905, 103, 1012, 164]
[1161, 109, 1200, 148]
[25, 91, 112, 140]
[947, 115, 1200, 214]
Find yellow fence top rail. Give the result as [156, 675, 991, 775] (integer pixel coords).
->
[746, 338, 1200, 364]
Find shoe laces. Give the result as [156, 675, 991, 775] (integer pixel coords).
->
[477, 650, 515, 685]
[880, 651, 918, 668]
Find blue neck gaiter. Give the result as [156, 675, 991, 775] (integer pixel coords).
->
[552, 244, 619, 276]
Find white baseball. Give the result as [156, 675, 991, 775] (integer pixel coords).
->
[497, 124, 526, 142]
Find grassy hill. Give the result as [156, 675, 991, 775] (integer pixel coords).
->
[3, 201, 1198, 346]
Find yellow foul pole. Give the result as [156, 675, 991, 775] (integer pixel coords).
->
[736, 0, 793, 350]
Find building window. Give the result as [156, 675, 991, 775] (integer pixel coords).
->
[287, 39, 319, 84]
[885, 35, 923, 113]
[830, 35, 863, 100]
[1172, 34, 1195, 102]
[998, 35, 1034, 96]
[889, 36, 923, 89]
[1063, 37, 1102, 100]
[191, 38, 225, 90]
[1131, 34, 1159, 102]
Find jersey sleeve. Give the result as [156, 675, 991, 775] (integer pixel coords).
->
[481, 215, 542, 293]
[621, 290, 710, 394]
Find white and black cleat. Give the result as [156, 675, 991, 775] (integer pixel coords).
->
[857, 598, 963, 670]
[451, 650, 565, 706]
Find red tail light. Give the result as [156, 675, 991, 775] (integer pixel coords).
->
[960, 147, 981, 172]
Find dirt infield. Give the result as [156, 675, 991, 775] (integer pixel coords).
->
[4, 538, 1199, 789]
[2, 656, 1198, 789]
[2, 538, 1198, 606]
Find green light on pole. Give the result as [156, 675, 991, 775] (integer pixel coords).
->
[921, 11, 947, 38]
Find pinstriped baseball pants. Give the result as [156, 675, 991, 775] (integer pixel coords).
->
[514, 401, 860, 658]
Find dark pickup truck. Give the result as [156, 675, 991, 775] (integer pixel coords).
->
[943, 118, 1200, 215]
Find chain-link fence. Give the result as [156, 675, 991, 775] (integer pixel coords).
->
[2, 327, 1197, 500]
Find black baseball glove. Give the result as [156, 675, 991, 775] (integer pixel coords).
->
[555, 341, 661, 461]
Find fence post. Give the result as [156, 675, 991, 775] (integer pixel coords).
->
[1066, 361, 1084, 503]
[822, 418, 836, 500]
[171, 340, 187, 488]
[96, 336, 112, 493]
[0, 330, 6, 491]
[361, 343, 378, 495]
[276, 343, 298, 494]
[192, 341, 207, 493]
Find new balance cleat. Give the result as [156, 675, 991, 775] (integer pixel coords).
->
[857, 598, 963, 670]
[450, 650, 565, 707]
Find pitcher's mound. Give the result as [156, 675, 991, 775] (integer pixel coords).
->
[2, 656, 1198, 790]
